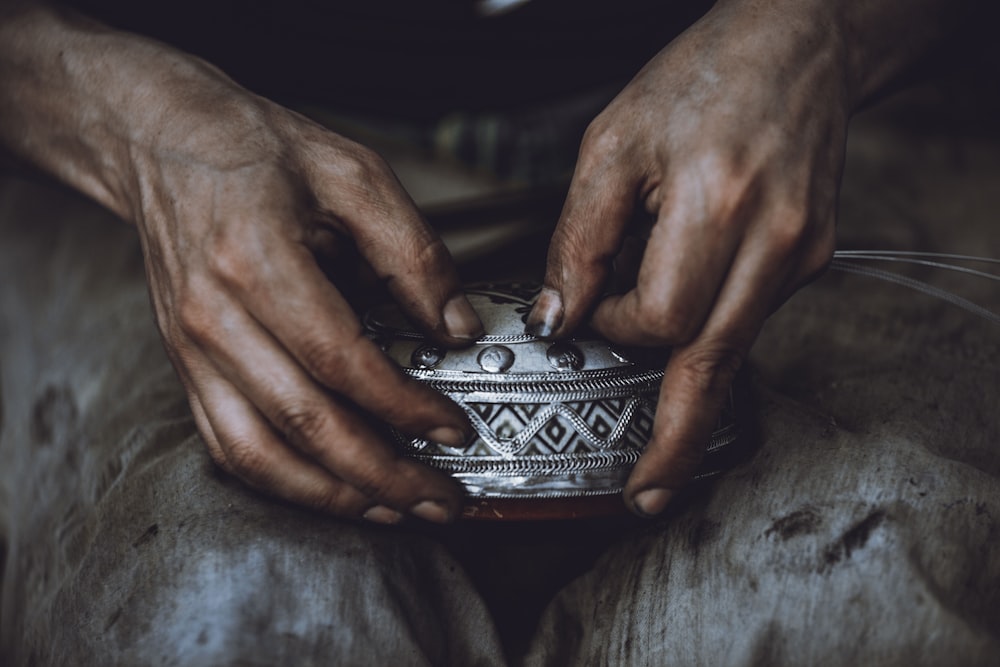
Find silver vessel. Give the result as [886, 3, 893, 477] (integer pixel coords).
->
[365, 283, 742, 499]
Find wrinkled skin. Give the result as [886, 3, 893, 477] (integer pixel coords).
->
[527, 2, 848, 515]
[131, 91, 488, 524]
[0, 5, 486, 524]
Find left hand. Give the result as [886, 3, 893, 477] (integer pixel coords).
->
[527, 1, 848, 515]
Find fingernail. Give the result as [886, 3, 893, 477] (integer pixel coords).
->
[443, 294, 484, 341]
[363, 505, 404, 525]
[524, 287, 563, 338]
[632, 488, 673, 517]
[424, 425, 469, 448]
[410, 500, 453, 524]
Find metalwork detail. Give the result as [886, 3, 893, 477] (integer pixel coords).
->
[411, 345, 445, 369]
[547, 342, 584, 371]
[405, 368, 663, 400]
[366, 282, 743, 498]
[610, 349, 630, 364]
[395, 388, 739, 497]
[477, 345, 515, 373]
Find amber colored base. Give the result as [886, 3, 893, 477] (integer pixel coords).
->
[461, 494, 630, 521]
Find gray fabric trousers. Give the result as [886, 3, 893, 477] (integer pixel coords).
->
[2, 88, 999, 665]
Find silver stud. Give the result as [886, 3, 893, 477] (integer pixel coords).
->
[546, 342, 583, 371]
[411, 345, 445, 369]
[477, 345, 515, 373]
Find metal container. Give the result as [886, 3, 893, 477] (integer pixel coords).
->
[365, 283, 743, 507]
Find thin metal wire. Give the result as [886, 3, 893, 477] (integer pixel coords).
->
[828, 259, 1000, 325]
[830, 254, 1000, 282]
[833, 250, 1000, 265]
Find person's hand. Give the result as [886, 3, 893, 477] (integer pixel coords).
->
[0, 5, 484, 524]
[125, 70, 483, 524]
[527, 1, 848, 515]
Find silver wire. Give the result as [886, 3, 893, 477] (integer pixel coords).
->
[828, 259, 1000, 325]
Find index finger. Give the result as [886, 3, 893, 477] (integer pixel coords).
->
[308, 144, 484, 344]
[525, 121, 641, 338]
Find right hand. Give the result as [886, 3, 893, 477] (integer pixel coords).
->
[123, 62, 483, 524]
[528, 0, 845, 516]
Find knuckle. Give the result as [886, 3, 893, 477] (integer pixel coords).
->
[350, 460, 405, 502]
[658, 319, 698, 345]
[206, 235, 260, 293]
[634, 293, 699, 343]
[701, 177, 757, 233]
[298, 334, 358, 383]
[273, 403, 329, 449]
[578, 116, 627, 172]
[632, 310, 670, 341]
[681, 150, 763, 233]
[768, 216, 809, 258]
[414, 235, 452, 272]
[224, 439, 269, 480]
[760, 200, 815, 260]
[335, 144, 392, 189]
[677, 344, 745, 396]
[308, 483, 358, 515]
[174, 289, 217, 346]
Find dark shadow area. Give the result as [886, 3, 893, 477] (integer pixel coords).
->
[439, 515, 637, 662]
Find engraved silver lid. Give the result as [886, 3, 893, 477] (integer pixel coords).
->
[365, 283, 740, 499]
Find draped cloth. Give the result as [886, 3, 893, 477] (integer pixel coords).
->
[1, 85, 999, 665]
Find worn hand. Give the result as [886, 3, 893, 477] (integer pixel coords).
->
[0, 6, 487, 524]
[528, 1, 848, 515]
[126, 75, 484, 524]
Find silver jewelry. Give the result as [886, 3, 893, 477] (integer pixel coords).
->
[364, 283, 743, 499]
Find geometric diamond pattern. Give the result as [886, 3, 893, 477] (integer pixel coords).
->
[449, 396, 655, 457]
[399, 393, 664, 460]
[525, 416, 573, 455]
